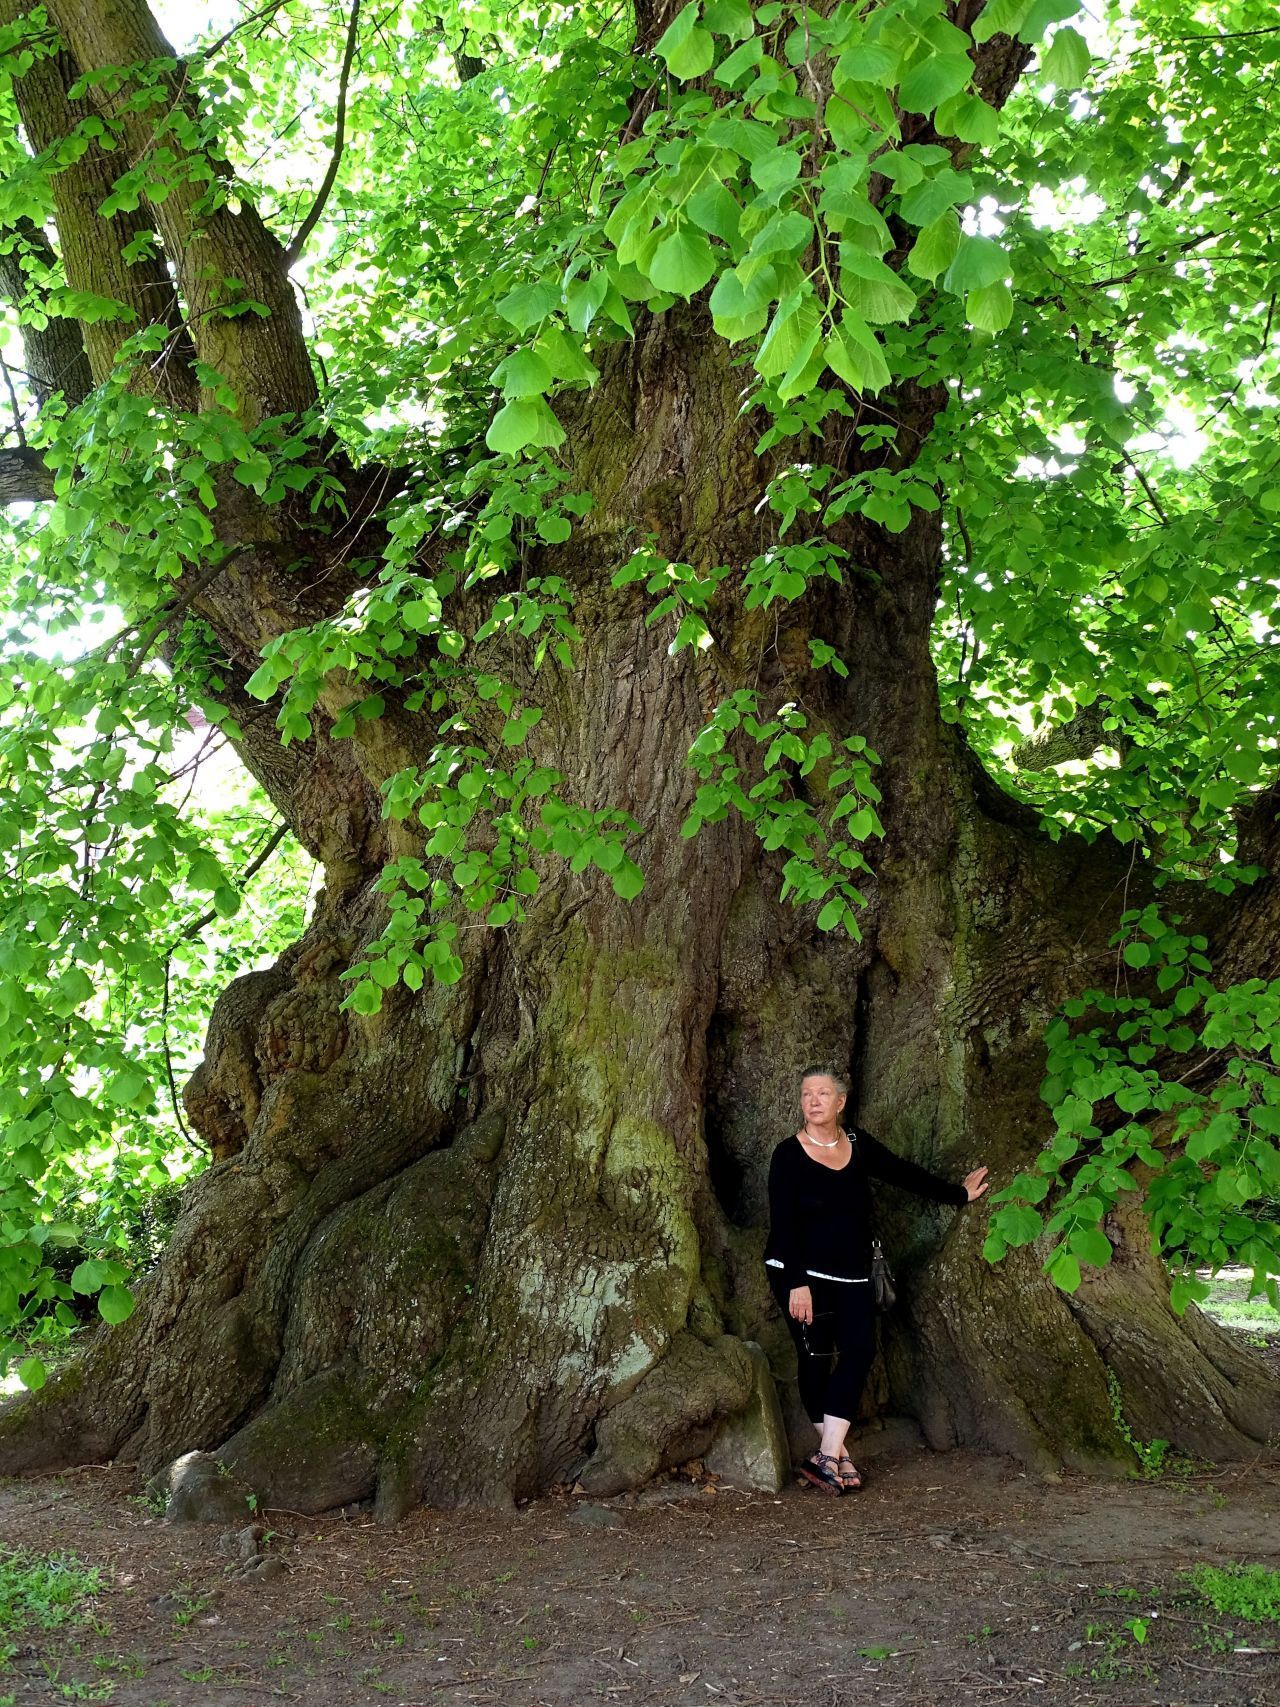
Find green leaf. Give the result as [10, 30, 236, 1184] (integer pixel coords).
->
[612, 860, 645, 899]
[943, 235, 1009, 293]
[656, 5, 715, 80]
[686, 181, 742, 243]
[1047, 1247, 1082, 1293]
[1018, 0, 1082, 46]
[349, 979, 383, 1015]
[243, 660, 284, 701]
[755, 289, 822, 381]
[839, 247, 917, 323]
[1041, 25, 1090, 89]
[97, 1284, 135, 1324]
[566, 273, 608, 333]
[825, 315, 892, 393]
[106, 1069, 148, 1107]
[18, 1357, 46, 1392]
[492, 347, 554, 400]
[187, 850, 223, 892]
[213, 886, 242, 918]
[966, 279, 1014, 332]
[972, 0, 1033, 43]
[836, 44, 899, 86]
[898, 53, 972, 115]
[938, 93, 1001, 147]
[1169, 1273, 1211, 1317]
[703, 0, 754, 39]
[899, 169, 971, 228]
[649, 226, 717, 297]
[70, 1258, 110, 1294]
[751, 210, 812, 258]
[537, 512, 572, 543]
[983, 1228, 1009, 1263]
[1068, 1224, 1112, 1267]
[485, 398, 566, 455]
[709, 263, 776, 340]
[496, 279, 559, 333]
[713, 34, 763, 86]
[907, 210, 961, 281]
[999, 1204, 1044, 1246]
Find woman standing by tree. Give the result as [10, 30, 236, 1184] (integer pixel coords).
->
[766, 1069, 989, 1494]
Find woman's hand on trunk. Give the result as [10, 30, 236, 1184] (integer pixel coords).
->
[963, 1166, 989, 1201]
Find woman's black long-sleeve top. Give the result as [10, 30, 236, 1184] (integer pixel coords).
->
[764, 1129, 968, 1288]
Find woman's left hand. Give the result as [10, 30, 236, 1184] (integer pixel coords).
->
[962, 1166, 989, 1202]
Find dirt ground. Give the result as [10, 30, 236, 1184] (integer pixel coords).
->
[2, 1436, 1279, 1707]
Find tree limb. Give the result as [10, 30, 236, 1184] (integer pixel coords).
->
[198, 0, 294, 61]
[1, 1, 197, 402]
[0, 217, 95, 412]
[0, 444, 55, 504]
[283, 0, 361, 266]
[46, 0, 316, 422]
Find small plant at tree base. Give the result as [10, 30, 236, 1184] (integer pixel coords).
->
[1105, 1371, 1172, 1478]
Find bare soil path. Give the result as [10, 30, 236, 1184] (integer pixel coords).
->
[2, 1441, 1278, 1707]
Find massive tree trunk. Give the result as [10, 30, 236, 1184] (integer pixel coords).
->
[1, 0, 1276, 1512]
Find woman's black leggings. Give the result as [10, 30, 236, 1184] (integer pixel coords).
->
[768, 1267, 877, 1424]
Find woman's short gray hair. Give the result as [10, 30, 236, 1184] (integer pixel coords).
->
[799, 1064, 849, 1096]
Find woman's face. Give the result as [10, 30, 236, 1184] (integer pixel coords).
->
[801, 1074, 846, 1126]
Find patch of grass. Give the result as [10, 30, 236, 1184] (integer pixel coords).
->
[0, 1548, 101, 1667]
[91, 1652, 145, 1678]
[167, 1588, 211, 1629]
[1199, 1272, 1280, 1342]
[1189, 1563, 1280, 1623]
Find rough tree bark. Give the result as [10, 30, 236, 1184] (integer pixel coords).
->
[0, 0, 1275, 1513]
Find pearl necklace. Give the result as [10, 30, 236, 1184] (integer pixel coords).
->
[801, 1127, 844, 1149]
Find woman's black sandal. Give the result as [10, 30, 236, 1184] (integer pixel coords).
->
[796, 1452, 845, 1496]
[837, 1455, 864, 1491]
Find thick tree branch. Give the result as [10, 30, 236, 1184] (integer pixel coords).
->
[46, 0, 317, 422]
[0, 443, 54, 504]
[1011, 704, 1119, 773]
[0, 217, 94, 411]
[283, 0, 361, 266]
[1, 1, 196, 403]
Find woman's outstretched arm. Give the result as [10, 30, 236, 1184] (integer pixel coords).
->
[856, 1129, 979, 1205]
